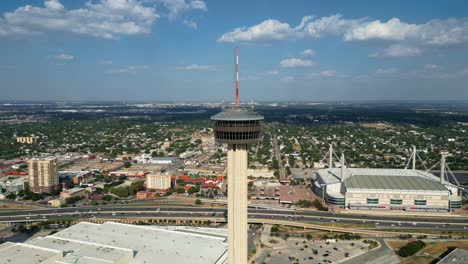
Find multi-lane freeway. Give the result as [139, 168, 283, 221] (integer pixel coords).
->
[0, 206, 467, 233]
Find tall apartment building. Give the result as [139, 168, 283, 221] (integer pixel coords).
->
[28, 158, 59, 193]
[146, 173, 171, 194]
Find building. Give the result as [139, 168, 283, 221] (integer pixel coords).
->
[72, 171, 93, 185]
[136, 191, 158, 199]
[212, 102, 264, 264]
[251, 180, 281, 200]
[0, 176, 28, 193]
[314, 167, 461, 211]
[28, 157, 59, 193]
[60, 187, 86, 199]
[436, 248, 468, 264]
[146, 173, 171, 194]
[16, 136, 37, 144]
[48, 198, 65, 207]
[134, 155, 175, 164]
[0, 222, 228, 264]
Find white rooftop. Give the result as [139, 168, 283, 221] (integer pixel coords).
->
[0, 242, 62, 264]
[52, 222, 227, 264]
[0, 222, 227, 264]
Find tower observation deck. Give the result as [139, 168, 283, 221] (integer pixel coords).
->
[212, 106, 263, 144]
[210, 48, 263, 264]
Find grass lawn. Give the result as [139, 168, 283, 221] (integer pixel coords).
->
[386, 240, 411, 250]
[399, 240, 468, 264]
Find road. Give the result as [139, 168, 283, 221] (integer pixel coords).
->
[341, 238, 399, 264]
[273, 134, 286, 179]
[0, 206, 467, 233]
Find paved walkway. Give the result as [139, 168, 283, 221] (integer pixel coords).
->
[259, 224, 286, 249]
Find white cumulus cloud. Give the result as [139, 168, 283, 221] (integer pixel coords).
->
[218, 14, 468, 57]
[158, 0, 207, 21]
[424, 64, 441, 70]
[52, 53, 74, 60]
[370, 44, 422, 57]
[176, 64, 218, 71]
[108, 65, 149, 74]
[306, 70, 337, 79]
[375, 67, 398, 75]
[0, 0, 158, 39]
[280, 58, 314, 68]
[301, 49, 315, 57]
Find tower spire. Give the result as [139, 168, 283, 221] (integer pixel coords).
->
[235, 47, 239, 106]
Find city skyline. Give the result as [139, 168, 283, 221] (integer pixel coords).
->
[1, 0, 468, 101]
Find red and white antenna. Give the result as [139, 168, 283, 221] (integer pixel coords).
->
[235, 47, 239, 106]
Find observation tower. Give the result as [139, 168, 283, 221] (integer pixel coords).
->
[211, 48, 263, 264]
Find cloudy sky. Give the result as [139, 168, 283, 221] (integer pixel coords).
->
[1, 0, 468, 102]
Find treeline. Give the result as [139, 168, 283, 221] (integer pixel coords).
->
[397, 240, 426, 257]
[296, 199, 328, 211]
[109, 180, 144, 197]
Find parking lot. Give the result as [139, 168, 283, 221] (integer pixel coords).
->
[260, 238, 372, 264]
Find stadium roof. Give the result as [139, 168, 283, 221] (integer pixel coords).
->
[345, 174, 447, 191]
[316, 168, 449, 192]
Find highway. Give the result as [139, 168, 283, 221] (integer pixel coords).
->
[0, 206, 467, 233]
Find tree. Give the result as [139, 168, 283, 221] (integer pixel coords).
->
[176, 187, 185, 194]
[6, 193, 16, 200]
[188, 187, 199, 195]
[195, 199, 202, 205]
[123, 161, 131, 168]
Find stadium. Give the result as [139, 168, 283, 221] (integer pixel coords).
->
[313, 148, 462, 212]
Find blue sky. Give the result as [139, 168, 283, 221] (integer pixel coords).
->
[1, 0, 468, 102]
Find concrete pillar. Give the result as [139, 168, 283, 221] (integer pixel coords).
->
[227, 144, 248, 264]
[329, 144, 333, 169]
[440, 155, 445, 184]
[340, 153, 345, 183]
[412, 146, 416, 170]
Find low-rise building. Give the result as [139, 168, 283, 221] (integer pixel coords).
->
[136, 191, 158, 199]
[0, 176, 28, 193]
[0, 222, 228, 264]
[60, 187, 86, 199]
[48, 198, 65, 207]
[72, 171, 93, 185]
[134, 155, 175, 164]
[16, 136, 38, 144]
[251, 180, 281, 200]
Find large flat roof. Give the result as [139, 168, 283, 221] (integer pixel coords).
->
[316, 168, 449, 192]
[27, 236, 133, 264]
[52, 222, 227, 264]
[0, 242, 62, 264]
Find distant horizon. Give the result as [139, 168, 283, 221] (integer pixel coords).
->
[1, 99, 468, 104]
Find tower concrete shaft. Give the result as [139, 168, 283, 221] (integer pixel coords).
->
[227, 144, 248, 264]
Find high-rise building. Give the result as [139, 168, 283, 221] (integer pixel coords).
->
[28, 157, 59, 193]
[211, 48, 263, 264]
[146, 173, 171, 194]
[212, 106, 263, 264]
